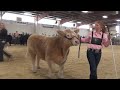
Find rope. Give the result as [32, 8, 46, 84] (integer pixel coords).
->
[107, 26, 118, 79]
[78, 37, 81, 58]
[110, 38, 118, 79]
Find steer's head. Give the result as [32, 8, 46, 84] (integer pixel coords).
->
[57, 29, 80, 46]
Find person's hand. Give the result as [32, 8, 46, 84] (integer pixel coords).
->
[105, 31, 111, 40]
[2, 40, 5, 43]
[107, 34, 111, 40]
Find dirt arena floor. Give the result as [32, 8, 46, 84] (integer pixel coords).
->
[0, 44, 120, 79]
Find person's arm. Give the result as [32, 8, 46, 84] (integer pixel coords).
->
[2, 29, 8, 41]
[80, 32, 91, 43]
[102, 33, 110, 47]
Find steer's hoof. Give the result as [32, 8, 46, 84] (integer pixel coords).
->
[58, 73, 64, 79]
[47, 73, 56, 79]
[32, 69, 37, 73]
[37, 66, 41, 69]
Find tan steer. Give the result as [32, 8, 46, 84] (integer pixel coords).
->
[27, 29, 80, 78]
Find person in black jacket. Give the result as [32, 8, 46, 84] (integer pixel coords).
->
[20, 33, 25, 45]
[24, 33, 29, 46]
[7, 33, 12, 46]
[0, 22, 12, 61]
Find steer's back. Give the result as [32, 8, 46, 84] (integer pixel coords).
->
[27, 34, 47, 59]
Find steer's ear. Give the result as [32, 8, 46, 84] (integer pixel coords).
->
[74, 29, 79, 34]
[57, 30, 66, 37]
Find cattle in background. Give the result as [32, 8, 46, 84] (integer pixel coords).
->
[27, 29, 80, 78]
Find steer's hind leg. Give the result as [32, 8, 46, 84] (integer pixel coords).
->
[36, 55, 41, 69]
[29, 50, 37, 73]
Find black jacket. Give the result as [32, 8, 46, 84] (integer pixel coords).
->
[0, 29, 8, 41]
[7, 35, 12, 42]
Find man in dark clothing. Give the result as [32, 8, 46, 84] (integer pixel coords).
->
[20, 33, 25, 45]
[7, 33, 12, 46]
[0, 22, 12, 61]
[19, 34, 22, 45]
[24, 33, 29, 45]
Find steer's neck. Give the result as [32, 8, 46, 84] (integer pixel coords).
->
[60, 37, 71, 50]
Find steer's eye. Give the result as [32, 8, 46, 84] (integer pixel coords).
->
[66, 34, 70, 38]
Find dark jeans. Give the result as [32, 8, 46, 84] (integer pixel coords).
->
[0, 41, 11, 61]
[0, 41, 4, 61]
[87, 48, 101, 79]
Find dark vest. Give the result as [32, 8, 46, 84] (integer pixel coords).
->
[90, 31, 103, 45]
[0, 29, 8, 41]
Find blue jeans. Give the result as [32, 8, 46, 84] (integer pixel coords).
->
[87, 49, 101, 79]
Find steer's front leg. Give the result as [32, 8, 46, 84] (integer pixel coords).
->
[58, 64, 64, 79]
[47, 60, 56, 79]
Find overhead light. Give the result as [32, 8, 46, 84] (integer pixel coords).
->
[116, 19, 120, 22]
[56, 18, 61, 20]
[116, 11, 119, 14]
[102, 15, 108, 18]
[90, 28, 92, 31]
[81, 11, 88, 13]
[79, 24, 90, 29]
[93, 24, 95, 26]
[24, 12, 32, 16]
[77, 22, 81, 23]
[69, 21, 74, 23]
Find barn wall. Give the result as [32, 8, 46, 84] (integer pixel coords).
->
[2, 20, 35, 34]
[109, 26, 116, 31]
[36, 24, 59, 36]
[79, 29, 89, 37]
[36, 24, 69, 37]
[2, 20, 99, 37]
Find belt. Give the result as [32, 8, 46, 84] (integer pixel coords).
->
[87, 48, 101, 53]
